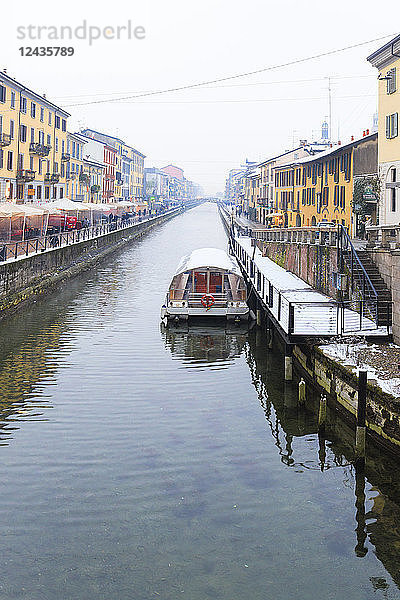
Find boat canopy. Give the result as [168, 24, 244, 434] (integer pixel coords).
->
[174, 248, 240, 277]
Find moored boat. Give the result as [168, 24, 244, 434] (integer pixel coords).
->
[161, 247, 250, 322]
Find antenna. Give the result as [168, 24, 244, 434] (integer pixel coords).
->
[328, 77, 332, 142]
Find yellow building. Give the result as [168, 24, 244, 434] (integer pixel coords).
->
[274, 134, 378, 232]
[367, 34, 400, 225]
[0, 70, 70, 203]
[244, 170, 261, 221]
[66, 133, 87, 201]
[131, 148, 145, 199]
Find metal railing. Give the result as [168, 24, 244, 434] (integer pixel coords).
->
[0, 209, 181, 264]
[338, 225, 379, 325]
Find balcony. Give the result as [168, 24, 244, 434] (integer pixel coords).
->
[44, 173, 60, 184]
[0, 133, 12, 147]
[17, 169, 36, 182]
[61, 153, 71, 162]
[29, 142, 51, 157]
[67, 172, 77, 180]
[79, 173, 90, 184]
[115, 178, 123, 186]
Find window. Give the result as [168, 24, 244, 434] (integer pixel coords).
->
[386, 113, 399, 139]
[0, 85, 6, 103]
[0, 149, 3, 169]
[18, 153, 23, 170]
[391, 188, 396, 212]
[323, 187, 329, 205]
[10, 91, 15, 109]
[387, 68, 397, 95]
[45, 186, 50, 200]
[7, 151, 13, 170]
[20, 96, 27, 113]
[60, 187, 64, 199]
[38, 160, 42, 175]
[10, 120, 14, 139]
[20, 125, 27, 142]
[340, 186, 345, 208]
[48, 112, 52, 126]
[40, 107, 44, 122]
[392, 168, 397, 182]
[47, 134, 51, 145]
[55, 115, 60, 129]
[334, 185, 339, 206]
[62, 140, 65, 154]
[62, 119, 66, 132]
[55, 137, 58, 152]
[52, 186, 57, 199]
[30, 127, 35, 143]
[31, 102, 36, 118]
[37, 186, 42, 200]
[30, 156, 34, 170]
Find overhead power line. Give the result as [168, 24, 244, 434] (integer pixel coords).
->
[64, 33, 395, 108]
[55, 74, 374, 101]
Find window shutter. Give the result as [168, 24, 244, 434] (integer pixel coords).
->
[386, 115, 391, 138]
[394, 113, 399, 138]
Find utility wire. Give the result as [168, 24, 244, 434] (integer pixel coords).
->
[54, 74, 375, 101]
[64, 33, 394, 108]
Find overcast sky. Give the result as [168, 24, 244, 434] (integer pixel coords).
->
[2, 1, 398, 194]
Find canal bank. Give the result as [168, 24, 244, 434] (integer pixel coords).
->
[218, 205, 400, 456]
[0, 207, 185, 320]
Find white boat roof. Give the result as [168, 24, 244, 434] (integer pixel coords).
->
[174, 247, 240, 276]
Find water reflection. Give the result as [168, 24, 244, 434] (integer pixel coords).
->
[245, 328, 400, 594]
[161, 323, 248, 370]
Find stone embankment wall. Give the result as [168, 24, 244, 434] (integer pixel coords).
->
[0, 210, 181, 319]
[294, 344, 400, 455]
[368, 248, 400, 342]
[258, 241, 338, 298]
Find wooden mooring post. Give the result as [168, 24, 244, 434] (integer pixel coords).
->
[318, 394, 327, 434]
[298, 378, 306, 406]
[355, 370, 367, 468]
[284, 344, 293, 381]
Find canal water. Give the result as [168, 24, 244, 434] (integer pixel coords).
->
[1, 202, 400, 600]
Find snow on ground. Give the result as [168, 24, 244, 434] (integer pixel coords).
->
[320, 342, 400, 399]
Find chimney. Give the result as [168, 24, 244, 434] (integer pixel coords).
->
[351, 135, 354, 141]
[338, 140, 341, 145]
[366, 128, 370, 135]
[3, 68, 7, 74]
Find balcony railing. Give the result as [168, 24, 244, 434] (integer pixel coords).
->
[61, 153, 71, 162]
[0, 133, 12, 147]
[29, 142, 51, 156]
[79, 173, 90, 184]
[44, 173, 60, 184]
[17, 169, 36, 182]
[67, 172, 77, 180]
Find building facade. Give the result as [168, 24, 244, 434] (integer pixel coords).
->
[0, 70, 69, 203]
[66, 132, 87, 201]
[367, 34, 400, 225]
[274, 133, 378, 231]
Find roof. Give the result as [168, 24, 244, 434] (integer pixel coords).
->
[274, 133, 377, 171]
[367, 34, 400, 68]
[0, 70, 70, 117]
[174, 248, 240, 277]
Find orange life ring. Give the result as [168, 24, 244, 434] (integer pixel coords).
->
[201, 294, 215, 310]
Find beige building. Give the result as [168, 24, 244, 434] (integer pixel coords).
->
[0, 70, 70, 203]
[367, 34, 400, 225]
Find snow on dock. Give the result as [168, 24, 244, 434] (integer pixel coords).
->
[232, 235, 389, 338]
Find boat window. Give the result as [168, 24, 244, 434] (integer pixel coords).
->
[209, 272, 223, 294]
[193, 271, 207, 293]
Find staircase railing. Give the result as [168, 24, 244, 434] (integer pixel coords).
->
[338, 225, 378, 325]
